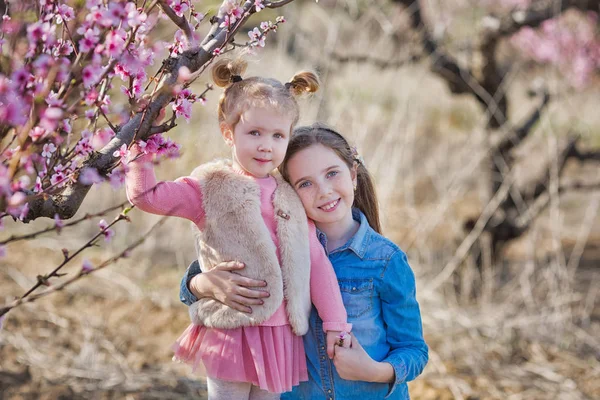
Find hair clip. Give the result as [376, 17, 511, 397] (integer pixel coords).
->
[350, 146, 364, 165]
[230, 75, 243, 83]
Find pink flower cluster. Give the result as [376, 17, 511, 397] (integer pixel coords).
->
[137, 134, 182, 159]
[511, 12, 600, 88]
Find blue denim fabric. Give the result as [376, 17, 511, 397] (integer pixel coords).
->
[179, 209, 428, 399]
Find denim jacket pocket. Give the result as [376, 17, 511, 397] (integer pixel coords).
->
[338, 278, 374, 318]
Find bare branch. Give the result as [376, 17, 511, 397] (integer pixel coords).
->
[497, 90, 550, 154]
[265, 0, 296, 9]
[516, 178, 600, 230]
[570, 147, 600, 162]
[330, 51, 420, 69]
[157, 0, 193, 41]
[0, 201, 129, 246]
[426, 172, 516, 292]
[0, 216, 167, 318]
[18, 209, 132, 301]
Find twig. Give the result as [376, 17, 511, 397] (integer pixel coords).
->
[425, 172, 516, 293]
[13, 208, 132, 304]
[0, 216, 168, 317]
[157, 0, 193, 41]
[0, 201, 130, 246]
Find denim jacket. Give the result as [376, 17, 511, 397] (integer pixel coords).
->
[179, 209, 428, 399]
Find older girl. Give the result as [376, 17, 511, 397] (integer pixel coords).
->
[181, 123, 428, 399]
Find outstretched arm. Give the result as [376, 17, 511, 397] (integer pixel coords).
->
[125, 146, 204, 222]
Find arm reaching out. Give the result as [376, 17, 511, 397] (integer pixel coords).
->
[125, 145, 205, 223]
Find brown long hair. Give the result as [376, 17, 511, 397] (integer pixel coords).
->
[212, 57, 319, 129]
[279, 123, 382, 234]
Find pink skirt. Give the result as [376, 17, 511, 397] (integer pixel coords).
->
[172, 323, 308, 393]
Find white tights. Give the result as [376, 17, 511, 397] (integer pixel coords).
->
[207, 377, 280, 400]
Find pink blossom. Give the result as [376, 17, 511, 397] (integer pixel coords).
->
[79, 28, 100, 53]
[33, 176, 42, 193]
[169, 0, 189, 18]
[212, 48, 222, 56]
[125, 2, 148, 28]
[29, 127, 47, 142]
[105, 29, 127, 58]
[172, 97, 192, 121]
[46, 91, 63, 107]
[79, 167, 103, 185]
[54, 213, 64, 233]
[39, 107, 63, 131]
[103, 2, 127, 27]
[113, 143, 130, 160]
[42, 143, 57, 158]
[81, 259, 94, 273]
[82, 64, 103, 88]
[107, 167, 126, 189]
[91, 127, 114, 149]
[260, 21, 270, 31]
[276, 16, 286, 23]
[254, 0, 265, 13]
[56, 4, 75, 24]
[50, 172, 67, 186]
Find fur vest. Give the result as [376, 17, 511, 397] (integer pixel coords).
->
[188, 160, 311, 336]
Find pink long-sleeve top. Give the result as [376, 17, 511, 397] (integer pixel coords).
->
[125, 148, 351, 333]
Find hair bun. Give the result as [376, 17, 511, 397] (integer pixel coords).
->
[212, 58, 249, 88]
[286, 72, 320, 96]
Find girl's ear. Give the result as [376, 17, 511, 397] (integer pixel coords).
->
[351, 162, 358, 185]
[220, 122, 234, 147]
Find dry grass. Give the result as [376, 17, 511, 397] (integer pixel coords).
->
[2, 2, 600, 399]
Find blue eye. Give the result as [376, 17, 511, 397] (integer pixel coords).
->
[326, 170, 338, 178]
[298, 181, 311, 188]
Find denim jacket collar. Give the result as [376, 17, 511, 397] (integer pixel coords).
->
[316, 208, 370, 259]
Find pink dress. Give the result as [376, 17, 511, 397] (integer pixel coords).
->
[125, 149, 351, 393]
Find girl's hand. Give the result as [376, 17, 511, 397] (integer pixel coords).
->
[333, 333, 394, 383]
[189, 261, 270, 313]
[325, 331, 351, 359]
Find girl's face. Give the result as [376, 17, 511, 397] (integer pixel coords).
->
[286, 144, 357, 226]
[222, 106, 293, 178]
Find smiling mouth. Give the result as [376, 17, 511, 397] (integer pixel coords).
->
[254, 158, 271, 163]
[319, 199, 340, 211]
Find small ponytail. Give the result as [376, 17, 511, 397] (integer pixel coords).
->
[286, 72, 320, 96]
[212, 58, 248, 88]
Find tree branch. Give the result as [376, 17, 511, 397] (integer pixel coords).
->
[22, 0, 294, 222]
[494, 0, 600, 38]
[157, 0, 194, 41]
[497, 90, 550, 154]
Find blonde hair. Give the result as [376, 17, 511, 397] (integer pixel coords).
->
[279, 123, 382, 234]
[212, 57, 319, 129]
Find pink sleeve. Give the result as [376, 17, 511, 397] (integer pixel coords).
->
[125, 146, 205, 225]
[308, 220, 352, 333]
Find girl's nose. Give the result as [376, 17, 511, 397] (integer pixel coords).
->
[258, 142, 272, 152]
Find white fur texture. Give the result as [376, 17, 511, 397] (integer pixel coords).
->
[188, 160, 311, 335]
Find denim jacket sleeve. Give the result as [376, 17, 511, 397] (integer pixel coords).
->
[179, 260, 202, 305]
[380, 250, 429, 398]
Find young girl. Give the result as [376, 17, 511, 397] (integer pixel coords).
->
[181, 123, 429, 399]
[125, 60, 351, 400]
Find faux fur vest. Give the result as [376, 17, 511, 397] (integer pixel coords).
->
[188, 160, 311, 336]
